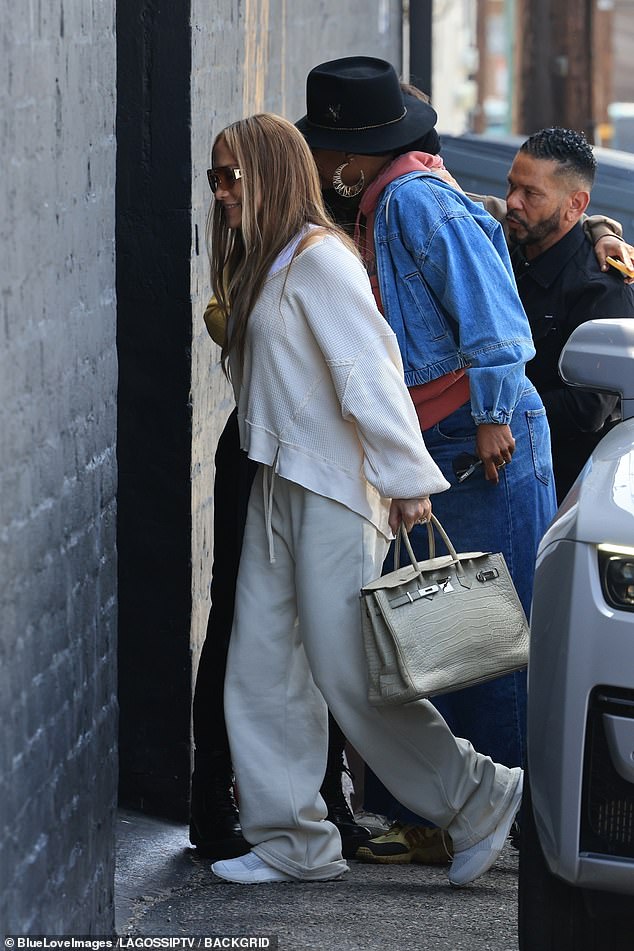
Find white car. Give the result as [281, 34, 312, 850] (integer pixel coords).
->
[519, 319, 634, 950]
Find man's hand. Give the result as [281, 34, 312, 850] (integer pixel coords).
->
[595, 234, 634, 284]
[389, 497, 432, 535]
[476, 423, 515, 484]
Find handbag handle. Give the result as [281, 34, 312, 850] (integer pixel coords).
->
[394, 520, 434, 568]
[395, 514, 464, 578]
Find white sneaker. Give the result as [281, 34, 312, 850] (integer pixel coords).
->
[448, 768, 523, 887]
[211, 851, 295, 884]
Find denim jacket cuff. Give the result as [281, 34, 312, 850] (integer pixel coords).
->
[472, 411, 513, 426]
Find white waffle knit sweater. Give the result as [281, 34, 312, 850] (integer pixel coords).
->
[230, 234, 449, 539]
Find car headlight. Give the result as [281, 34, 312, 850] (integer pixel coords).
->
[598, 545, 634, 612]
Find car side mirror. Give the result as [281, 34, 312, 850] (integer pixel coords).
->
[558, 318, 634, 421]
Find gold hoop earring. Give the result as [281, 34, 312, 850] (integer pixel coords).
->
[332, 163, 365, 199]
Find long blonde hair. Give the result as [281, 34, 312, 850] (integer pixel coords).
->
[206, 113, 357, 376]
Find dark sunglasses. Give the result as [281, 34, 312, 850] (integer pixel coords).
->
[452, 451, 483, 484]
[207, 166, 243, 193]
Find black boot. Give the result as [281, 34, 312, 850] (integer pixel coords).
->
[189, 757, 249, 860]
[189, 414, 256, 861]
[321, 717, 371, 859]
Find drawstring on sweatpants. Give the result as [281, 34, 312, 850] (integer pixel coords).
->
[262, 464, 277, 564]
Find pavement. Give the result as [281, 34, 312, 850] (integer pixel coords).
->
[115, 809, 521, 951]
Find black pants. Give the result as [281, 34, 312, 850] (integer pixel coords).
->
[191, 409, 347, 787]
[192, 409, 257, 770]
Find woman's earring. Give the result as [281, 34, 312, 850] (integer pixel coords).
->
[332, 163, 365, 199]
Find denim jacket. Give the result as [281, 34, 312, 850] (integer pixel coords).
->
[374, 171, 536, 424]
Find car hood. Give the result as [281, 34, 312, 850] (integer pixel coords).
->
[539, 418, 634, 551]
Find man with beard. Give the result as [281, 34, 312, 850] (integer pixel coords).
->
[506, 127, 634, 502]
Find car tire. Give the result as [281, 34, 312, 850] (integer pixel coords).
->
[518, 775, 634, 951]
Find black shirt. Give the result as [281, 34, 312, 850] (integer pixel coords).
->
[511, 222, 634, 500]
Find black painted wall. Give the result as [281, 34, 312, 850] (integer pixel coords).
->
[116, 0, 194, 820]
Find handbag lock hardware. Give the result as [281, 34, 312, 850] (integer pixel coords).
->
[389, 583, 440, 609]
[476, 567, 499, 583]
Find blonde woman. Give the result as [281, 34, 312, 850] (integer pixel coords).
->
[206, 113, 523, 887]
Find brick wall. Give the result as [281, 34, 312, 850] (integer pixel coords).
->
[0, 0, 117, 936]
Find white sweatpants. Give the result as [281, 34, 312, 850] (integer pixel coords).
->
[224, 470, 519, 880]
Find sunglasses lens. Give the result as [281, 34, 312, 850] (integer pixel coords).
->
[208, 167, 240, 192]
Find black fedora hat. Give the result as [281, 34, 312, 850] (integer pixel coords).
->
[296, 56, 437, 155]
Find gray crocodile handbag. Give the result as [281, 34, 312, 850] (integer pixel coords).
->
[360, 515, 530, 705]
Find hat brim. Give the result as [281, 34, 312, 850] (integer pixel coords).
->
[296, 93, 437, 155]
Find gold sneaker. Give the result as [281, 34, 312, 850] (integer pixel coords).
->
[355, 822, 453, 865]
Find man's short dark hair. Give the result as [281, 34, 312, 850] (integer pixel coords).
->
[519, 127, 597, 189]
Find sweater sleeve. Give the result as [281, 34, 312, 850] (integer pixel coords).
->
[290, 239, 450, 501]
[339, 333, 451, 499]
[582, 213, 623, 244]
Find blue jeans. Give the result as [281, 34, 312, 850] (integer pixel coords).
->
[364, 386, 557, 823]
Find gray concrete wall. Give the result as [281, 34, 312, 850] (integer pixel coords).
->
[0, 0, 118, 936]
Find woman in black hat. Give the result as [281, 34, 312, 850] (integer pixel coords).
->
[297, 56, 557, 857]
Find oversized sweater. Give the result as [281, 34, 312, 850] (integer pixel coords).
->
[229, 234, 449, 539]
